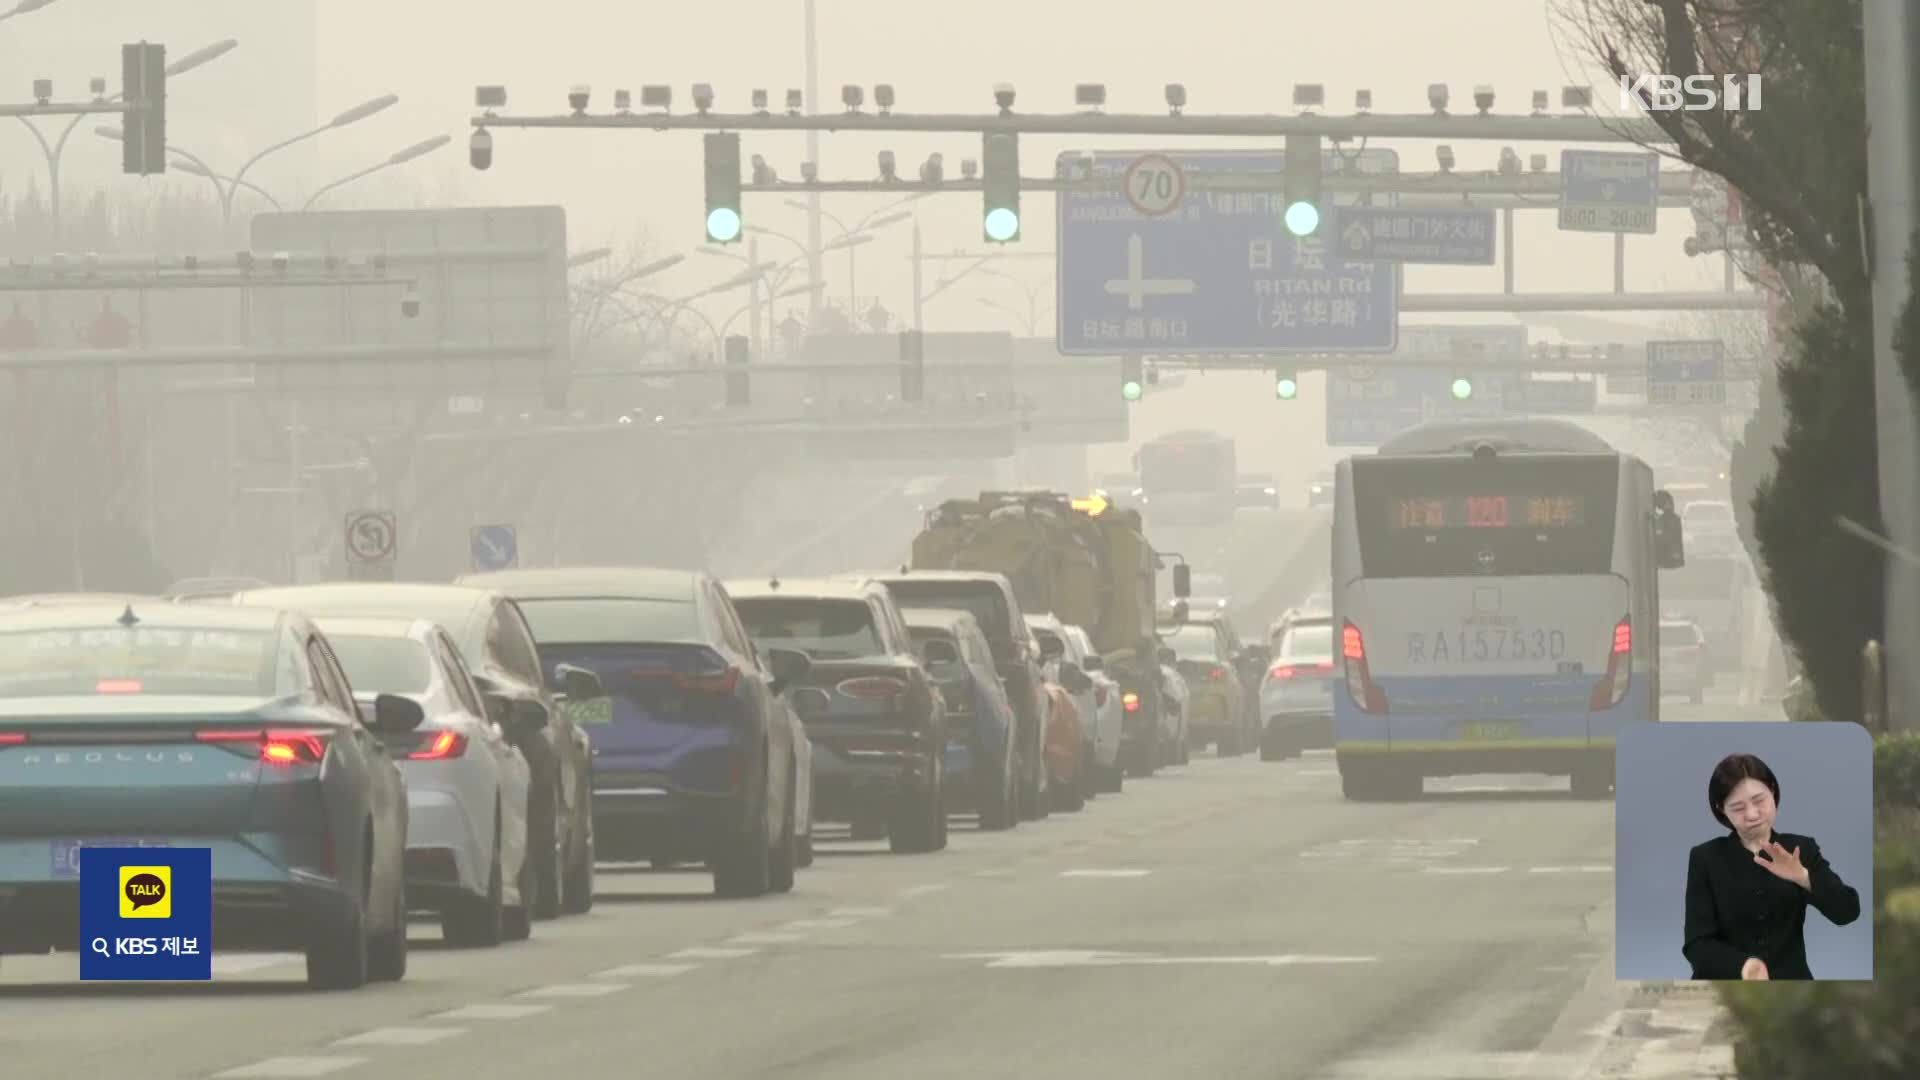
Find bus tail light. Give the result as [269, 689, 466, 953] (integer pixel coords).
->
[1341, 620, 1387, 713]
[1589, 615, 1632, 710]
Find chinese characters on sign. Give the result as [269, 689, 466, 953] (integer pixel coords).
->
[1332, 207, 1499, 265]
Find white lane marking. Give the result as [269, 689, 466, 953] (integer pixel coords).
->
[970, 868, 1013, 878]
[517, 982, 629, 998]
[1422, 866, 1511, 875]
[830, 906, 893, 918]
[728, 932, 805, 945]
[213, 1058, 368, 1079]
[1298, 768, 1337, 776]
[430, 1004, 553, 1021]
[1528, 865, 1614, 874]
[332, 1028, 463, 1047]
[781, 918, 857, 930]
[898, 883, 948, 898]
[948, 950, 1379, 969]
[1060, 869, 1151, 878]
[592, 962, 696, 978]
[668, 946, 757, 960]
[211, 953, 301, 976]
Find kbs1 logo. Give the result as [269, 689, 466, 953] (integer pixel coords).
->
[1620, 73, 1762, 113]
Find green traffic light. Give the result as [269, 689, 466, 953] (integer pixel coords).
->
[984, 207, 1020, 242]
[1451, 377, 1473, 400]
[1284, 201, 1320, 237]
[1275, 376, 1299, 400]
[706, 207, 742, 243]
[1121, 380, 1143, 402]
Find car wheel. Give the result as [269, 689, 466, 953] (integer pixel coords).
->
[529, 784, 563, 920]
[713, 786, 773, 898]
[561, 805, 595, 915]
[503, 844, 534, 942]
[306, 862, 369, 990]
[768, 774, 798, 894]
[443, 817, 505, 948]
[368, 878, 408, 982]
[977, 754, 1015, 831]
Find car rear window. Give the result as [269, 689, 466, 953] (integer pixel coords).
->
[1163, 624, 1219, 661]
[880, 581, 1011, 643]
[1280, 621, 1334, 662]
[733, 597, 882, 660]
[326, 634, 432, 695]
[515, 598, 702, 644]
[0, 626, 277, 698]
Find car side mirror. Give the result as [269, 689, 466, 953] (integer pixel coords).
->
[1172, 563, 1191, 598]
[553, 663, 603, 703]
[372, 693, 426, 734]
[1060, 662, 1092, 694]
[766, 647, 811, 694]
[509, 698, 549, 733]
[1156, 646, 1177, 666]
[921, 638, 960, 667]
[1080, 654, 1104, 672]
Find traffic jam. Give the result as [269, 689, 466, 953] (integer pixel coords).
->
[0, 489, 1294, 991]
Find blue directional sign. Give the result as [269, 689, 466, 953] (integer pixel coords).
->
[1503, 376, 1598, 414]
[1331, 207, 1497, 265]
[1558, 150, 1661, 234]
[1056, 149, 1401, 356]
[469, 524, 519, 572]
[1646, 339, 1727, 406]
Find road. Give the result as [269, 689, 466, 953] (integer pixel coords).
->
[1, 694, 1763, 1080]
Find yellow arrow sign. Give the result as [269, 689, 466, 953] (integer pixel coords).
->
[1070, 493, 1110, 516]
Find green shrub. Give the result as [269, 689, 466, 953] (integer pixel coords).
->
[1716, 737, 1920, 1077]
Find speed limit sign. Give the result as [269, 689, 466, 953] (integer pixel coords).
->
[1124, 153, 1185, 217]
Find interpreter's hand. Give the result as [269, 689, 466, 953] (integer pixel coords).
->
[1741, 957, 1770, 980]
[1754, 842, 1811, 889]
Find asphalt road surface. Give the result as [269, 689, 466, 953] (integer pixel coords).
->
[0, 688, 1767, 1080]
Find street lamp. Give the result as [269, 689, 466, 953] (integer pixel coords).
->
[95, 124, 282, 212]
[16, 36, 238, 234]
[0, 0, 61, 24]
[302, 134, 452, 210]
[224, 93, 399, 227]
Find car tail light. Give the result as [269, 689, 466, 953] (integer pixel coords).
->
[95, 679, 143, 694]
[0, 733, 25, 746]
[408, 730, 468, 760]
[1205, 665, 1229, 682]
[1342, 621, 1387, 713]
[1589, 616, 1633, 711]
[196, 729, 330, 766]
[836, 676, 907, 699]
[1269, 661, 1334, 681]
[675, 667, 741, 695]
[1121, 691, 1141, 713]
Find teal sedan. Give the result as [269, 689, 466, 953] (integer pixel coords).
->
[0, 601, 422, 989]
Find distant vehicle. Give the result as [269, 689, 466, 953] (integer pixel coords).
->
[1039, 679, 1088, 812]
[731, 577, 950, 854]
[0, 602, 416, 989]
[1026, 612, 1108, 806]
[1153, 655, 1191, 765]
[1062, 621, 1127, 794]
[1307, 469, 1336, 509]
[1659, 616, 1711, 704]
[230, 583, 600, 920]
[315, 615, 535, 945]
[1331, 418, 1686, 800]
[462, 568, 811, 898]
[1135, 430, 1238, 524]
[1157, 612, 1257, 756]
[1681, 499, 1737, 538]
[1260, 614, 1336, 760]
[1236, 472, 1283, 511]
[1659, 552, 1756, 672]
[901, 606, 1019, 831]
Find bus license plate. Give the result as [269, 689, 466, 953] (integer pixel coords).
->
[1459, 721, 1520, 742]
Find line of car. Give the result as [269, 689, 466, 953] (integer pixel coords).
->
[0, 564, 1203, 991]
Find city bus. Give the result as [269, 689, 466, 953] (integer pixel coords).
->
[1134, 431, 1237, 525]
[1330, 417, 1685, 801]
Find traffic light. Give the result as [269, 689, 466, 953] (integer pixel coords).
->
[121, 42, 166, 176]
[704, 132, 743, 243]
[1450, 376, 1474, 400]
[1120, 356, 1144, 401]
[723, 333, 750, 406]
[899, 329, 924, 403]
[1274, 368, 1299, 400]
[982, 133, 1020, 243]
[1282, 133, 1321, 237]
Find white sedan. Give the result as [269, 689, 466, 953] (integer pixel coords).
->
[317, 614, 535, 947]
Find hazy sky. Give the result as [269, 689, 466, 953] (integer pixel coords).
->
[7, 0, 1743, 481]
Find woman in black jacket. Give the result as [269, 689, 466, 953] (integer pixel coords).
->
[1682, 752, 1861, 980]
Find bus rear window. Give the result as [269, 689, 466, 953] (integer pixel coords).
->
[1141, 442, 1232, 493]
[1352, 456, 1619, 578]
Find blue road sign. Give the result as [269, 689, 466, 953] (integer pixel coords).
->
[1331, 206, 1497, 265]
[470, 524, 519, 572]
[1558, 150, 1661, 234]
[1504, 377, 1598, 414]
[1646, 339, 1727, 406]
[1326, 369, 1512, 446]
[1056, 149, 1401, 356]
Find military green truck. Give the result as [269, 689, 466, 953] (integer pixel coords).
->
[910, 490, 1186, 777]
